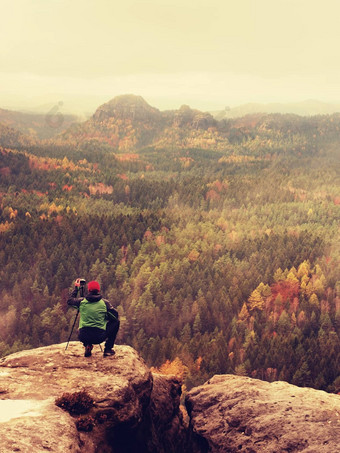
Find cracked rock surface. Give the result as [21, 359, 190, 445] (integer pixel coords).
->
[186, 374, 340, 453]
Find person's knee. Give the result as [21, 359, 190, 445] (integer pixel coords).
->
[108, 319, 119, 330]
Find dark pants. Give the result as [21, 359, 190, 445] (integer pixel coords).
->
[78, 319, 120, 350]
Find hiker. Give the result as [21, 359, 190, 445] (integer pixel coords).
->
[67, 279, 120, 357]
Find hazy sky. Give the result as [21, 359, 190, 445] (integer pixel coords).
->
[1, 0, 340, 114]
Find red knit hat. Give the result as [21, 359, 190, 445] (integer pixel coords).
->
[88, 281, 100, 292]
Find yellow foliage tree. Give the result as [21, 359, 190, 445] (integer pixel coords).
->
[274, 267, 284, 282]
[297, 261, 310, 279]
[286, 271, 299, 284]
[248, 289, 265, 312]
[309, 293, 320, 309]
[313, 278, 325, 297]
[151, 357, 188, 381]
[256, 282, 271, 298]
[238, 303, 250, 322]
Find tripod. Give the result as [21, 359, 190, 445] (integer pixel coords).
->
[65, 284, 84, 351]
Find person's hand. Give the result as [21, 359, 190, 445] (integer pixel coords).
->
[74, 278, 81, 289]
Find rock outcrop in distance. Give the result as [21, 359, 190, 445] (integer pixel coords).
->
[186, 374, 340, 453]
[0, 344, 339, 452]
[57, 94, 226, 151]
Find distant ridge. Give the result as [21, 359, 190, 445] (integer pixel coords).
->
[57, 94, 340, 152]
[211, 100, 340, 119]
[0, 107, 79, 140]
[3, 94, 340, 152]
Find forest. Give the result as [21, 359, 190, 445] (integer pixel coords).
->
[0, 110, 339, 394]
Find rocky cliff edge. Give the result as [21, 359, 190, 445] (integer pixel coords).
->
[0, 343, 185, 453]
[1, 345, 340, 453]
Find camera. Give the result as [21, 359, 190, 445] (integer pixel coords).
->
[74, 278, 86, 296]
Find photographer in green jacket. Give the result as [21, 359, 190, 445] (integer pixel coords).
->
[67, 279, 120, 357]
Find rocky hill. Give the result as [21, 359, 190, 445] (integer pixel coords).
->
[57, 94, 227, 151]
[0, 343, 339, 452]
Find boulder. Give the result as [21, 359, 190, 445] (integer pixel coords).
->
[0, 343, 184, 453]
[185, 374, 340, 453]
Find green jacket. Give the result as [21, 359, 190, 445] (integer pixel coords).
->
[79, 298, 108, 330]
[67, 289, 119, 331]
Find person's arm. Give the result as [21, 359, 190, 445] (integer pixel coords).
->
[67, 287, 83, 309]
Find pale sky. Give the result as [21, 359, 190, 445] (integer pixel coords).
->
[1, 0, 340, 114]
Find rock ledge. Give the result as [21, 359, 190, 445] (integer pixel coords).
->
[186, 374, 340, 453]
[0, 342, 184, 452]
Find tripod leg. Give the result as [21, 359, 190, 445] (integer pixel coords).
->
[65, 310, 79, 351]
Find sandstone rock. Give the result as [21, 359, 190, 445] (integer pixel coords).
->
[143, 373, 188, 453]
[93, 94, 160, 122]
[3, 346, 338, 453]
[173, 105, 216, 130]
[0, 398, 80, 452]
[186, 374, 340, 453]
[0, 343, 153, 452]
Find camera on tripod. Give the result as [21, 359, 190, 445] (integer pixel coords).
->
[79, 279, 86, 297]
[75, 278, 86, 297]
